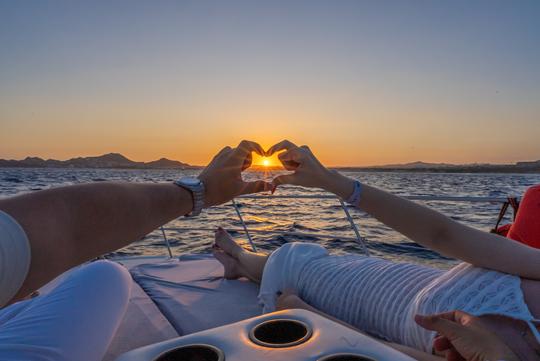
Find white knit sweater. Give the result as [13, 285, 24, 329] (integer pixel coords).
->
[259, 242, 540, 352]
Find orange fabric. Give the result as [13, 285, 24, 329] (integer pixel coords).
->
[507, 185, 540, 249]
[493, 223, 512, 237]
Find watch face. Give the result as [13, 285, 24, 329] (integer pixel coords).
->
[179, 177, 201, 186]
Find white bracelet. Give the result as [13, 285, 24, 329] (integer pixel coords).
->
[345, 180, 362, 206]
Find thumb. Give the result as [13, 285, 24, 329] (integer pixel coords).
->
[240, 180, 272, 195]
[272, 174, 299, 187]
[415, 314, 465, 339]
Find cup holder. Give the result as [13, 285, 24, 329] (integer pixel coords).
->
[154, 344, 224, 361]
[318, 354, 377, 361]
[249, 318, 312, 348]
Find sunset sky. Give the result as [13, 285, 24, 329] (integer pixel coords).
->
[1, 1, 539, 166]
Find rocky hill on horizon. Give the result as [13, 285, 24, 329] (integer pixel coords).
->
[1, 153, 539, 173]
[337, 159, 540, 173]
[0, 153, 197, 169]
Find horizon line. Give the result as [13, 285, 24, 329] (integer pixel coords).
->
[1, 152, 538, 168]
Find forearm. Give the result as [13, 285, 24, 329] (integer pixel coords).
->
[324, 171, 540, 278]
[324, 171, 454, 251]
[0, 182, 191, 299]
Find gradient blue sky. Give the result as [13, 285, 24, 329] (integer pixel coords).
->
[1, 1, 539, 166]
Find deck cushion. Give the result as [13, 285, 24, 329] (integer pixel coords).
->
[104, 280, 179, 361]
[130, 254, 262, 335]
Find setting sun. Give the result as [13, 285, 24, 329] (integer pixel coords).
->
[251, 153, 281, 168]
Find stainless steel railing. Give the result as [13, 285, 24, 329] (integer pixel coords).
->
[153, 194, 515, 259]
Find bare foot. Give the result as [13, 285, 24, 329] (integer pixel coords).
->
[214, 227, 245, 258]
[213, 227, 269, 283]
[212, 246, 242, 279]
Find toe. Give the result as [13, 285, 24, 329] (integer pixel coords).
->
[215, 227, 243, 258]
[213, 249, 241, 279]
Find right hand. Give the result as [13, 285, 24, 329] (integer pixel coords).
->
[266, 140, 355, 199]
[415, 311, 520, 361]
[198, 140, 272, 207]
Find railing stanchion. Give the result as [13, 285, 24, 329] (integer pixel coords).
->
[160, 226, 174, 258]
[232, 199, 257, 252]
[339, 199, 370, 257]
[150, 194, 509, 259]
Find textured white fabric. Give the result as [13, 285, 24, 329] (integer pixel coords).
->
[0, 261, 131, 361]
[0, 210, 31, 307]
[103, 280, 178, 361]
[407, 262, 540, 351]
[259, 242, 329, 313]
[259, 242, 539, 352]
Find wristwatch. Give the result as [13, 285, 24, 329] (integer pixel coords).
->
[174, 177, 205, 216]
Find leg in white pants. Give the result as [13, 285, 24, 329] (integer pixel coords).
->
[0, 260, 132, 361]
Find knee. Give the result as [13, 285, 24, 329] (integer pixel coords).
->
[279, 242, 328, 256]
[86, 260, 131, 284]
[78, 261, 132, 300]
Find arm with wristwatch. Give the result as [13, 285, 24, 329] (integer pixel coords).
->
[0, 139, 530, 361]
[0, 140, 271, 305]
[267, 140, 528, 361]
[268, 140, 540, 280]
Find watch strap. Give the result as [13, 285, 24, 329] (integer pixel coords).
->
[174, 178, 205, 216]
[345, 180, 362, 207]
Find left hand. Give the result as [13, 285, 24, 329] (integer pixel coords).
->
[198, 140, 272, 207]
[415, 311, 520, 361]
[266, 140, 354, 199]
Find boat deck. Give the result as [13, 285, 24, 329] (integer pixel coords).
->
[103, 254, 261, 361]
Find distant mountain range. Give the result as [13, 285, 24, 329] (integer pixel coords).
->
[0, 153, 539, 173]
[0, 153, 197, 169]
[338, 160, 540, 173]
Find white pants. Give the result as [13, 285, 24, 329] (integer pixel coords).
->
[0, 261, 132, 361]
[258, 243, 443, 350]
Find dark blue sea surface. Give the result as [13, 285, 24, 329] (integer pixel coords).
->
[1, 168, 539, 269]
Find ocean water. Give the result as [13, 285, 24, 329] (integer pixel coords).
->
[1, 168, 539, 269]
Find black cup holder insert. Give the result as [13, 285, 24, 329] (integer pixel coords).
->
[154, 344, 224, 361]
[249, 318, 312, 348]
[318, 354, 377, 361]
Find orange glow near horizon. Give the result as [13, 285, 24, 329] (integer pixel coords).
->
[251, 153, 282, 167]
[1, 2, 540, 167]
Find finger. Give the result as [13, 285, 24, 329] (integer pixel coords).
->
[414, 314, 464, 338]
[239, 180, 273, 195]
[279, 148, 307, 169]
[209, 146, 232, 163]
[230, 141, 265, 169]
[267, 139, 298, 156]
[300, 145, 311, 152]
[451, 310, 473, 325]
[447, 348, 466, 361]
[433, 335, 452, 352]
[278, 151, 301, 170]
[300, 144, 325, 167]
[235, 140, 265, 157]
[416, 311, 457, 323]
[217, 145, 232, 157]
[272, 174, 300, 187]
[242, 152, 252, 171]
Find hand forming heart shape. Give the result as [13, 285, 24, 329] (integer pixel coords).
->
[198, 139, 353, 207]
[263, 139, 354, 200]
[264, 139, 329, 191]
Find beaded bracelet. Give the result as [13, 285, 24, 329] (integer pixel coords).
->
[345, 180, 362, 206]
